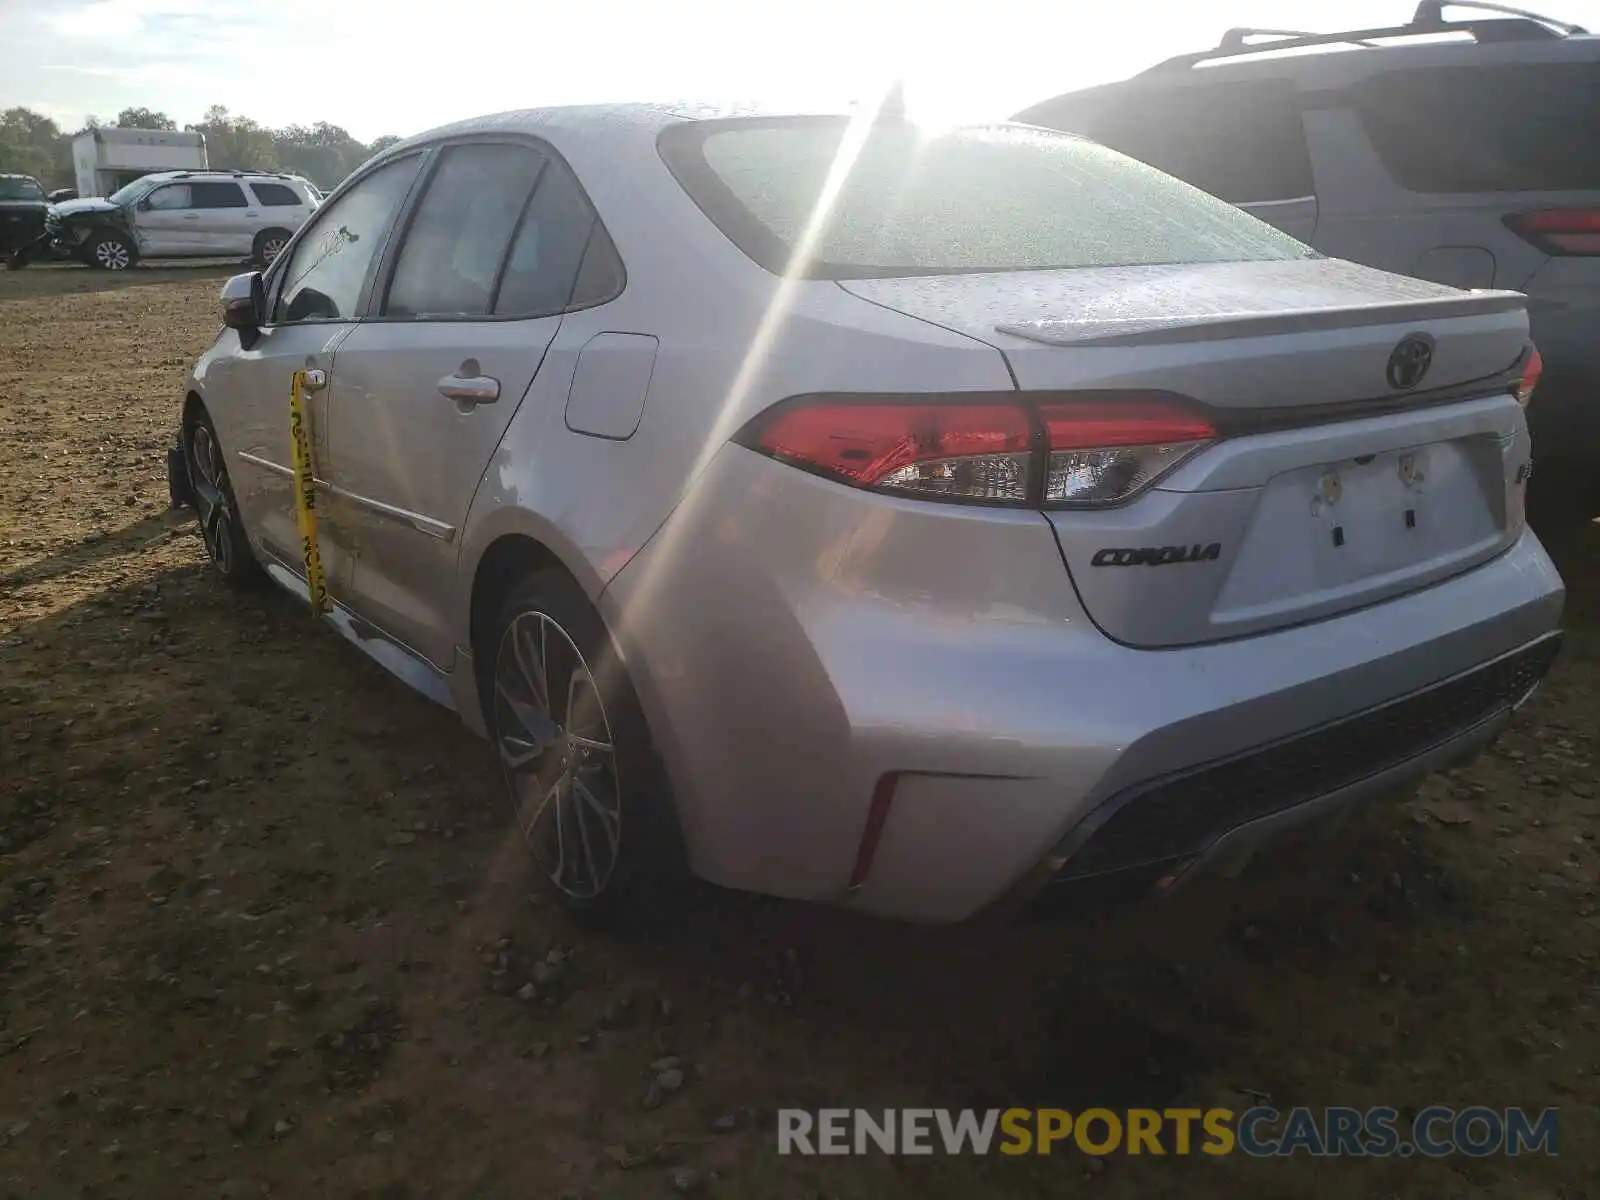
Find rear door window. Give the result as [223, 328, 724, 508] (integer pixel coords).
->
[1055, 80, 1315, 204]
[383, 142, 547, 319]
[189, 181, 249, 208]
[494, 158, 621, 317]
[1355, 63, 1600, 193]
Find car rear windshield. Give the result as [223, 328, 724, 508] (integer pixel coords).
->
[0, 177, 44, 201]
[657, 118, 1313, 278]
[1355, 63, 1600, 193]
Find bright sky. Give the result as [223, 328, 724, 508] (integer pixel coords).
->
[3, 0, 1597, 140]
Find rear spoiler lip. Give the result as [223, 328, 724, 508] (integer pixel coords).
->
[995, 289, 1527, 348]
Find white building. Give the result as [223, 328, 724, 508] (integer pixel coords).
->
[72, 127, 208, 197]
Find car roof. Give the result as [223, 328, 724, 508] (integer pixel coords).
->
[385, 100, 855, 156]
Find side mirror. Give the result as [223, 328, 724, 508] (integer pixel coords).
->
[220, 271, 265, 347]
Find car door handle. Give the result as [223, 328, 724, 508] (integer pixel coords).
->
[182, 212, 200, 220]
[438, 366, 500, 407]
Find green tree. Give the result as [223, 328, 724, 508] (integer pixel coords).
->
[114, 106, 177, 130]
[0, 107, 65, 185]
[367, 134, 402, 156]
[187, 105, 278, 172]
[273, 121, 369, 190]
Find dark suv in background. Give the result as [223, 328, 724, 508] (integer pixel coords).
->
[1018, 2, 1600, 515]
[0, 174, 48, 259]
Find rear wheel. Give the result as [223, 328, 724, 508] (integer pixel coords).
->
[484, 569, 686, 927]
[85, 230, 135, 271]
[253, 228, 291, 267]
[184, 407, 261, 586]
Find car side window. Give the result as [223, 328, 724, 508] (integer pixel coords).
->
[1063, 80, 1315, 205]
[384, 143, 547, 319]
[273, 154, 423, 325]
[249, 182, 303, 207]
[190, 181, 249, 209]
[1355, 64, 1600, 193]
[495, 157, 621, 318]
[146, 184, 192, 211]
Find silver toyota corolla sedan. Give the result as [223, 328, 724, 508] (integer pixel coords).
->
[176, 102, 1565, 925]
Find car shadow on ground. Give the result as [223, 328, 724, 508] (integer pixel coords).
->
[1, 522, 1594, 1196]
[0, 262, 239, 300]
[0, 549, 1477, 1078]
[0, 512, 176, 591]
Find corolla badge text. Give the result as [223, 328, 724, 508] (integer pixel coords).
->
[1091, 543, 1223, 567]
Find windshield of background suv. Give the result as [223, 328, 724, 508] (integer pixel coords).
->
[0, 177, 44, 201]
[659, 118, 1315, 278]
[107, 177, 163, 206]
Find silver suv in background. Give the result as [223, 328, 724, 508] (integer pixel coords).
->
[1016, 2, 1600, 512]
[25, 169, 320, 270]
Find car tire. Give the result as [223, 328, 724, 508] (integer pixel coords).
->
[483, 568, 688, 928]
[252, 228, 292, 267]
[183, 406, 262, 587]
[85, 230, 136, 271]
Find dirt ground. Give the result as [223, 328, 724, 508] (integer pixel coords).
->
[0, 264, 1595, 1200]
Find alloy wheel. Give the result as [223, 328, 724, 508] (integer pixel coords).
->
[261, 235, 288, 263]
[492, 610, 623, 900]
[94, 239, 131, 270]
[187, 423, 235, 574]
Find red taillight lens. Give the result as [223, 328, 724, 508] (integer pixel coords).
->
[739, 395, 1215, 507]
[749, 401, 1034, 502]
[1506, 210, 1600, 256]
[1516, 346, 1542, 407]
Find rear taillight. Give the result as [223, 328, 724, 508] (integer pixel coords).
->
[737, 395, 1215, 507]
[1505, 209, 1600, 256]
[1516, 346, 1542, 407]
[1039, 401, 1217, 505]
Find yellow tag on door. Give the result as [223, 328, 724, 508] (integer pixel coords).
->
[288, 369, 331, 616]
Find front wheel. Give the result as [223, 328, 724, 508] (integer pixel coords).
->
[85, 230, 136, 271]
[485, 570, 686, 927]
[184, 408, 261, 586]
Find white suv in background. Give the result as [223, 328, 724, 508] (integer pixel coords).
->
[42, 170, 322, 269]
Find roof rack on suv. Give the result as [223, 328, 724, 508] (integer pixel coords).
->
[1413, 0, 1585, 32]
[1218, 26, 1381, 48]
[1143, 1, 1585, 72]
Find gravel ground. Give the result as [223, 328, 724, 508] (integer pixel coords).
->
[1, 264, 1596, 1199]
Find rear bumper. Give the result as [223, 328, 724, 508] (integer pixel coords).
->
[1015, 631, 1558, 920]
[604, 446, 1566, 924]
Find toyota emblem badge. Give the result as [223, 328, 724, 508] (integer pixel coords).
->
[1386, 334, 1435, 391]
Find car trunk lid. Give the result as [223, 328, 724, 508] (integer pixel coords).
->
[839, 258, 1533, 647]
